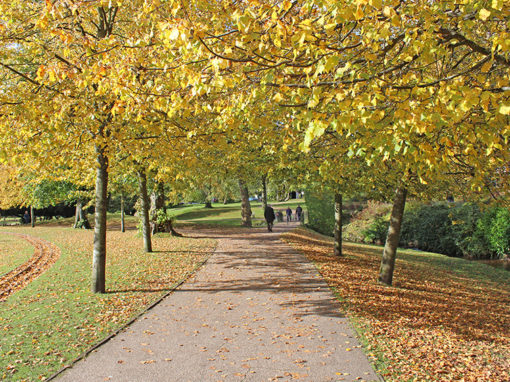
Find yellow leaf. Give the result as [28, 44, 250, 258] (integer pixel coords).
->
[355, 6, 364, 20]
[499, 105, 510, 115]
[479, 8, 491, 21]
[492, 0, 503, 11]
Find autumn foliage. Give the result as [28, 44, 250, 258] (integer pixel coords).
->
[282, 228, 510, 382]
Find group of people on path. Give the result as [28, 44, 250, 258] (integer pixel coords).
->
[264, 205, 303, 232]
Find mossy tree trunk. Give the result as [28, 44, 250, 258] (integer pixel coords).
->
[150, 181, 166, 234]
[334, 192, 342, 257]
[137, 169, 152, 253]
[378, 186, 407, 286]
[239, 179, 252, 227]
[74, 199, 91, 229]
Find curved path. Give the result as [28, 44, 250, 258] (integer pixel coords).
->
[0, 232, 61, 301]
[56, 223, 381, 382]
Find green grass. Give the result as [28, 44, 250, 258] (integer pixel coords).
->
[33, 199, 306, 229]
[171, 199, 306, 227]
[0, 233, 35, 275]
[0, 225, 215, 381]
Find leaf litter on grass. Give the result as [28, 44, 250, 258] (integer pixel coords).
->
[0, 226, 215, 381]
[282, 228, 510, 382]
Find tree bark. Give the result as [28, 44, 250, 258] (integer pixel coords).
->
[74, 200, 82, 228]
[204, 185, 213, 208]
[138, 169, 152, 253]
[74, 199, 91, 229]
[334, 192, 342, 257]
[261, 174, 268, 211]
[120, 194, 125, 233]
[150, 181, 166, 234]
[378, 186, 407, 286]
[30, 205, 35, 228]
[91, 147, 108, 293]
[239, 179, 252, 227]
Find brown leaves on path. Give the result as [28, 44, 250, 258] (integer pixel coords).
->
[282, 228, 510, 382]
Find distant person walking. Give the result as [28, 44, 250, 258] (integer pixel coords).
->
[286, 207, 292, 223]
[295, 205, 303, 222]
[264, 205, 276, 232]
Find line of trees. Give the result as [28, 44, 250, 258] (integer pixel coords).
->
[0, 1, 507, 292]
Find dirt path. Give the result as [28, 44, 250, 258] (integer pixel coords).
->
[55, 223, 380, 381]
[0, 232, 61, 301]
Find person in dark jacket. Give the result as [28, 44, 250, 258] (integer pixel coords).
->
[295, 205, 303, 222]
[285, 207, 292, 223]
[264, 205, 276, 232]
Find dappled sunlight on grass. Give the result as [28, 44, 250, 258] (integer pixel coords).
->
[282, 228, 510, 382]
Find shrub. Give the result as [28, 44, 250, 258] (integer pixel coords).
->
[449, 203, 489, 259]
[362, 216, 389, 244]
[344, 199, 509, 259]
[305, 186, 335, 236]
[477, 207, 510, 259]
[344, 201, 391, 243]
[399, 203, 460, 256]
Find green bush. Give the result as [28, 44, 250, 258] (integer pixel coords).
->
[400, 203, 509, 259]
[343, 199, 509, 259]
[449, 203, 489, 259]
[476, 207, 510, 259]
[343, 201, 391, 243]
[362, 216, 388, 244]
[304, 186, 335, 236]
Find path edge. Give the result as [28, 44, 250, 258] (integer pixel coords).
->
[281, 227, 386, 382]
[45, 241, 218, 381]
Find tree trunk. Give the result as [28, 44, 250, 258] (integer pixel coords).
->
[261, 174, 268, 211]
[120, 194, 125, 233]
[30, 206, 35, 228]
[74, 199, 91, 229]
[91, 147, 108, 293]
[334, 192, 342, 257]
[378, 186, 407, 286]
[74, 200, 82, 228]
[239, 179, 252, 227]
[138, 169, 152, 253]
[150, 181, 166, 234]
[278, 183, 287, 202]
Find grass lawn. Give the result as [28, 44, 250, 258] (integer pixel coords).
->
[171, 199, 306, 227]
[0, 233, 35, 275]
[33, 199, 306, 230]
[282, 228, 510, 382]
[0, 225, 215, 381]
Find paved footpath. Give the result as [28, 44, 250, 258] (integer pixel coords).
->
[57, 223, 381, 382]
